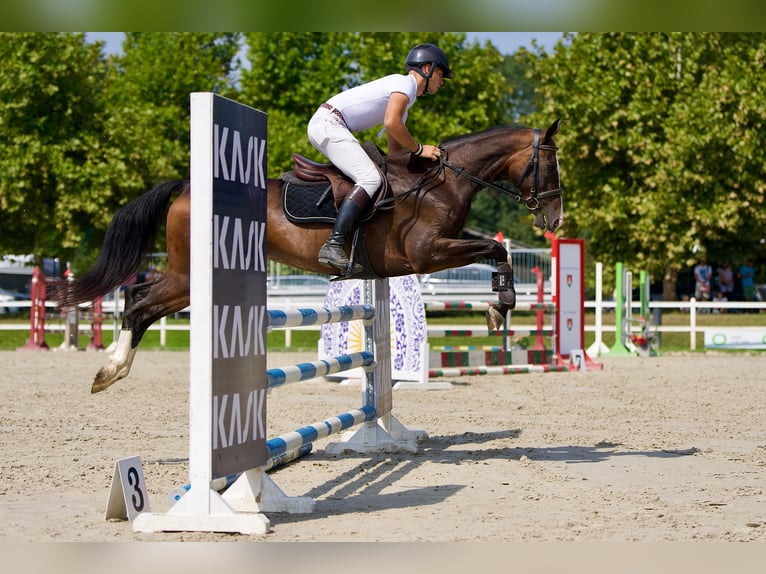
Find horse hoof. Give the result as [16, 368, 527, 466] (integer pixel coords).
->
[91, 367, 119, 394]
[486, 307, 506, 330]
[499, 289, 516, 309]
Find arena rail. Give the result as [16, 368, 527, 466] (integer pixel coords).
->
[4, 282, 764, 353]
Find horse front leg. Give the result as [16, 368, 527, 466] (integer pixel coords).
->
[418, 238, 515, 330]
[486, 257, 516, 330]
[488, 244, 515, 331]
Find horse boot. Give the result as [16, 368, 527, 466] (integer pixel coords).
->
[318, 185, 371, 276]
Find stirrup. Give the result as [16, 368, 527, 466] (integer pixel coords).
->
[318, 244, 361, 276]
[319, 256, 362, 276]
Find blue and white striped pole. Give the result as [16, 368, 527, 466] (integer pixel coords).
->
[168, 442, 314, 505]
[266, 305, 374, 329]
[266, 351, 374, 388]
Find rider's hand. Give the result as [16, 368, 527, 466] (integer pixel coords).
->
[420, 144, 442, 161]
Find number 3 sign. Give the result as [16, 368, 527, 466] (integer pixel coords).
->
[105, 455, 151, 521]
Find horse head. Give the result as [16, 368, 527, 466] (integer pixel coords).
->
[516, 119, 563, 233]
[437, 120, 564, 235]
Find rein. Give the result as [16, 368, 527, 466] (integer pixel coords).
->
[375, 161, 445, 210]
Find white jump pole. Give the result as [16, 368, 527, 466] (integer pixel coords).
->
[587, 262, 609, 357]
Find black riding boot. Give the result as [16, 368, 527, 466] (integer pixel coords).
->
[318, 185, 371, 275]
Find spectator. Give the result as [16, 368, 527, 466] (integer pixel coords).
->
[712, 290, 728, 314]
[738, 258, 756, 302]
[693, 256, 712, 302]
[120, 273, 137, 292]
[716, 261, 734, 298]
[144, 265, 161, 282]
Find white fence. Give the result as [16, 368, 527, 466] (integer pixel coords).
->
[2, 294, 764, 352]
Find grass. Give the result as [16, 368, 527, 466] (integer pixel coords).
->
[1, 308, 763, 353]
[0, 315, 320, 352]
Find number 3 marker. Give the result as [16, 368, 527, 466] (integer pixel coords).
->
[105, 456, 151, 521]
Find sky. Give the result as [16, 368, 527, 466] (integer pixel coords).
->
[86, 32, 565, 56]
[468, 32, 565, 53]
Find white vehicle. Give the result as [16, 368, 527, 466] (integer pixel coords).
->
[0, 287, 26, 314]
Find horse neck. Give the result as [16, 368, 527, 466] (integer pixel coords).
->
[383, 127, 532, 209]
[445, 127, 532, 185]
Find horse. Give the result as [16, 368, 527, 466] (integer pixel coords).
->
[56, 120, 563, 393]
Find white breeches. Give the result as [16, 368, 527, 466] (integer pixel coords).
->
[307, 108, 381, 197]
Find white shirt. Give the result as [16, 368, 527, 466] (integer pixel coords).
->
[326, 74, 418, 132]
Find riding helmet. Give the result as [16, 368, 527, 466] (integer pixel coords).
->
[405, 43, 454, 79]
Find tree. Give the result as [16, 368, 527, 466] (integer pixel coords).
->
[521, 33, 766, 297]
[104, 32, 242, 185]
[77, 32, 243, 271]
[0, 33, 107, 259]
[498, 46, 542, 122]
[0, 32, 243, 271]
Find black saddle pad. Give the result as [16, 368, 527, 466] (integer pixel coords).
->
[281, 179, 338, 224]
[280, 176, 382, 225]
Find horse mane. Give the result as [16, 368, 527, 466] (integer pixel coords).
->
[440, 124, 531, 146]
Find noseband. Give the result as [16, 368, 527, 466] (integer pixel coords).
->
[439, 128, 562, 214]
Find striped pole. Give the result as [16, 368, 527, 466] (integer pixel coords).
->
[168, 443, 314, 505]
[423, 301, 495, 312]
[428, 364, 571, 378]
[266, 404, 377, 457]
[427, 328, 554, 338]
[266, 351, 374, 388]
[267, 304, 374, 329]
[423, 301, 556, 312]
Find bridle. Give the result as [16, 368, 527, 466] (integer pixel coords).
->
[439, 128, 561, 213]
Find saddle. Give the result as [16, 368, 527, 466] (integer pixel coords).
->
[280, 141, 392, 225]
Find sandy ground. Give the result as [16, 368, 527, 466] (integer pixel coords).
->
[1, 348, 765, 545]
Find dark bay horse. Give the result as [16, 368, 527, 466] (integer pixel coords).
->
[57, 120, 563, 392]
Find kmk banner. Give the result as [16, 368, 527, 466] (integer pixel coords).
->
[209, 95, 268, 478]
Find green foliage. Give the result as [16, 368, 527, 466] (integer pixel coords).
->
[521, 32, 766, 290]
[0, 32, 241, 270]
[0, 33, 107, 258]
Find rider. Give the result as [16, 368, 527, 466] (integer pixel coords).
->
[308, 43, 453, 275]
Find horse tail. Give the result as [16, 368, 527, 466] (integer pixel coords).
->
[55, 180, 187, 307]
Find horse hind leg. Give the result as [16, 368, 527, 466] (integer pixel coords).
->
[91, 282, 151, 393]
[92, 282, 150, 393]
[93, 328, 140, 393]
[92, 276, 190, 393]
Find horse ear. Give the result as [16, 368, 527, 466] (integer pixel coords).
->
[545, 119, 561, 141]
